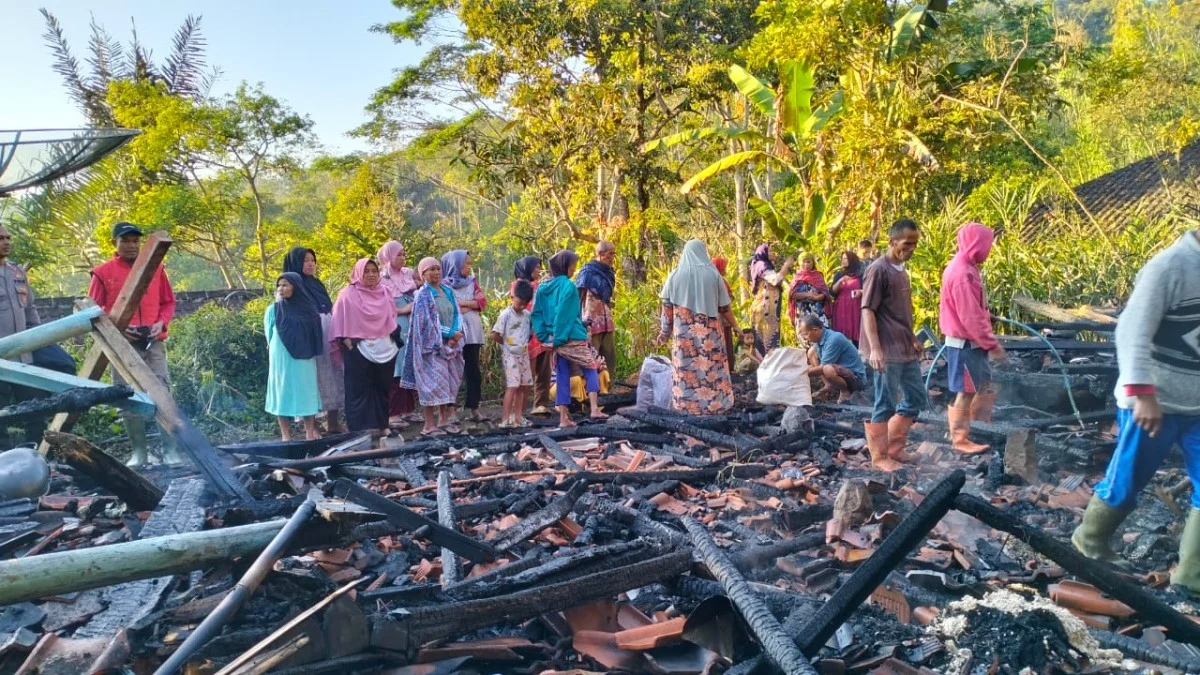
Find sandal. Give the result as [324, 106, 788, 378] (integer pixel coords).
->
[498, 420, 515, 429]
[420, 428, 448, 438]
[441, 423, 463, 435]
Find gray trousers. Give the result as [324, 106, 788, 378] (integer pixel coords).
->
[112, 340, 169, 419]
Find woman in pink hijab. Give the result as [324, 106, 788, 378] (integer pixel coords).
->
[378, 241, 422, 428]
[331, 258, 400, 437]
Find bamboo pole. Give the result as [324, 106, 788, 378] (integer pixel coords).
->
[0, 306, 102, 360]
[0, 521, 286, 606]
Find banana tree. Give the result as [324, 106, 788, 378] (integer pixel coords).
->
[644, 60, 843, 247]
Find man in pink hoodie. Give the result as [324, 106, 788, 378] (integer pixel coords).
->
[938, 222, 1006, 454]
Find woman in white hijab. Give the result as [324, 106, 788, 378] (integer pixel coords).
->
[657, 239, 739, 414]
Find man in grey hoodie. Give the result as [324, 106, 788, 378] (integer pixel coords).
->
[1073, 230, 1200, 593]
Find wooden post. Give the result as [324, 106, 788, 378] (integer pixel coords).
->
[0, 306, 103, 360]
[89, 314, 252, 503]
[41, 231, 172, 449]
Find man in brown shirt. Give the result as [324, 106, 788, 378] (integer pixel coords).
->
[860, 218, 927, 472]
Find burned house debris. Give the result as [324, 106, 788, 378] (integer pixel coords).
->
[0, 238, 1198, 675]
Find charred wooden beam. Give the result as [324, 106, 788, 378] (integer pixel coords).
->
[577, 493, 687, 546]
[329, 478, 496, 563]
[436, 471, 460, 585]
[264, 441, 450, 471]
[682, 516, 817, 675]
[491, 480, 588, 552]
[370, 550, 693, 656]
[449, 542, 649, 601]
[44, 430, 164, 511]
[0, 385, 133, 424]
[397, 457, 427, 487]
[954, 493, 1200, 647]
[733, 532, 825, 573]
[622, 408, 751, 451]
[539, 434, 582, 471]
[793, 470, 965, 655]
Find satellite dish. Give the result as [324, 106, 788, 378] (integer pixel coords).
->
[0, 128, 139, 197]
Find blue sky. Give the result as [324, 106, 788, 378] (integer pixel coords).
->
[1, 0, 428, 154]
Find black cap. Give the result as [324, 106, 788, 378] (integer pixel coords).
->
[111, 222, 144, 239]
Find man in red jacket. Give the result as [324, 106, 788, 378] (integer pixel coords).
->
[938, 222, 1006, 455]
[88, 222, 177, 466]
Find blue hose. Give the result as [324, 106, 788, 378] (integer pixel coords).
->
[922, 316, 1085, 427]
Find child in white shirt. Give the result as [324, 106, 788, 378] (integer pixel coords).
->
[492, 280, 534, 427]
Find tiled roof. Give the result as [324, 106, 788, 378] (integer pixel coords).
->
[1020, 141, 1200, 237]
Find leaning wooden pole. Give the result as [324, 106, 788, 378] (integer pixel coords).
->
[954, 493, 1200, 647]
[682, 516, 817, 675]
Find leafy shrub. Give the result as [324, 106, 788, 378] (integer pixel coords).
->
[166, 299, 274, 436]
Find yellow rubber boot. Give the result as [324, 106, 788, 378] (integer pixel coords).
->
[948, 405, 989, 455]
[887, 415, 918, 463]
[971, 390, 997, 423]
[865, 422, 901, 472]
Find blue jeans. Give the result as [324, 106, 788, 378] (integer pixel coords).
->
[555, 355, 599, 407]
[872, 360, 927, 423]
[1095, 409, 1200, 510]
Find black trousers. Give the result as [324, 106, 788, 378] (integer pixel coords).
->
[463, 343, 482, 410]
[343, 347, 395, 432]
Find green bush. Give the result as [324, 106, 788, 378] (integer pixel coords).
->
[166, 300, 274, 437]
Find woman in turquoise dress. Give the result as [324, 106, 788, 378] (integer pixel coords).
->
[265, 272, 324, 440]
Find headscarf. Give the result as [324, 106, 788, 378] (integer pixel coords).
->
[282, 246, 333, 314]
[750, 244, 773, 292]
[660, 240, 731, 317]
[440, 249, 473, 290]
[576, 258, 616, 304]
[272, 272, 325, 360]
[418, 256, 440, 277]
[712, 256, 733, 295]
[513, 256, 541, 283]
[548, 250, 579, 277]
[788, 254, 830, 321]
[378, 240, 418, 296]
[330, 259, 397, 340]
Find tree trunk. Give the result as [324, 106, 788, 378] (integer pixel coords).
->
[248, 176, 269, 289]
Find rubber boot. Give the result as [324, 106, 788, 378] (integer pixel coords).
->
[865, 422, 901, 472]
[1071, 495, 1130, 566]
[948, 405, 989, 455]
[971, 390, 997, 423]
[1172, 509, 1200, 594]
[157, 421, 184, 464]
[887, 415, 918, 462]
[125, 416, 149, 467]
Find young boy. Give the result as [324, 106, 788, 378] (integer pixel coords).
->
[735, 327, 764, 375]
[492, 280, 535, 428]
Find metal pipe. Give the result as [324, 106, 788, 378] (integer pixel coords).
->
[153, 490, 320, 675]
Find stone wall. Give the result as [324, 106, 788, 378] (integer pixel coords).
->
[33, 289, 264, 323]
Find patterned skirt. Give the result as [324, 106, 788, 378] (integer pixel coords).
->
[669, 305, 734, 415]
